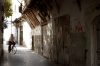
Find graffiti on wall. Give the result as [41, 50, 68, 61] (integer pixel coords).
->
[71, 18, 84, 33]
[75, 21, 83, 32]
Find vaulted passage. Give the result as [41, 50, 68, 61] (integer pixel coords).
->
[1, 0, 100, 66]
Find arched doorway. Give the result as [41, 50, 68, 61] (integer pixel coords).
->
[91, 15, 100, 66]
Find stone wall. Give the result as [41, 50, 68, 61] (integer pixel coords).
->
[22, 0, 100, 66]
[33, 26, 42, 55]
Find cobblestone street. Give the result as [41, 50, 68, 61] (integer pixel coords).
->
[1, 43, 58, 66]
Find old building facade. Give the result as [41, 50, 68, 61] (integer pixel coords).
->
[15, 0, 100, 66]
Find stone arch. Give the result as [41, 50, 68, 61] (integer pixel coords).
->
[90, 14, 100, 66]
[91, 15, 100, 25]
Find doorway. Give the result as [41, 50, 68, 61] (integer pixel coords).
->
[97, 23, 100, 66]
[91, 15, 100, 66]
[55, 14, 70, 66]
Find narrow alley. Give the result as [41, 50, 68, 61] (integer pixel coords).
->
[1, 0, 100, 66]
[1, 43, 58, 66]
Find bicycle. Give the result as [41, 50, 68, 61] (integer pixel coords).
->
[8, 42, 17, 54]
[11, 45, 17, 54]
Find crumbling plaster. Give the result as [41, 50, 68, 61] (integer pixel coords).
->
[21, 0, 100, 66]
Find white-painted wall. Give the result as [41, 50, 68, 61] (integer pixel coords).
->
[23, 22, 32, 49]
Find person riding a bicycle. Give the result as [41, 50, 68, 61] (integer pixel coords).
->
[8, 34, 16, 53]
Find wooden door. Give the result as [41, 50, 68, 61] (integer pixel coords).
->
[62, 15, 70, 66]
[55, 14, 70, 66]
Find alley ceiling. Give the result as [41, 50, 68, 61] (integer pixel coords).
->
[18, 0, 53, 28]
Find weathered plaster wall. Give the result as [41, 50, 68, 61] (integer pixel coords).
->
[22, 0, 100, 66]
[33, 26, 42, 55]
[23, 22, 32, 49]
[50, 0, 85, 66]
[32, 18, 54, 59]
[32, 0, 85, 66]
[51, 0, 100, 66]
[43, 19, 54, 60]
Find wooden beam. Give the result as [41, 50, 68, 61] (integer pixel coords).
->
[42, 0, 52, 10]
[31, 8, 43, 22]
[27, 11, 38, 26]
[41, 22, 47, 26]
[26, 12, 36, 27]
[24, 14, 33, 28]
[24, 14, 34, 28]
[29, 10, 40, 25]
[38, 13, 47, 22]
[42, 4, 49, 17]
[31, 8, 41, 21]
[31, 7, 47, 22]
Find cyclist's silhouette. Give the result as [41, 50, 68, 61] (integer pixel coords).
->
[8, 34, 15, 53]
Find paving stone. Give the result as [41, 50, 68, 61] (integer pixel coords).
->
[1, 44, 58, 66]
